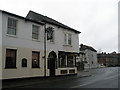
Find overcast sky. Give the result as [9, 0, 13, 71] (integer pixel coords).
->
[0, 0, 119, 53]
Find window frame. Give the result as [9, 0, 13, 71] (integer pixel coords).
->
[64, 33, 67, 45]
[32, 25, 39, 40]
[64, 33, 72, 46]
[32, 51, 40, 68]
[67, 55, 74, 67]
[68, 34, 72, 45]
[7, 18, 17, 36]
[22, 58, 27, 67]
[58, 52, 67, 68]
[5, 49, 17, 69]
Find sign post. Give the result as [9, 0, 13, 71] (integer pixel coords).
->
[44, 25, 54, 77]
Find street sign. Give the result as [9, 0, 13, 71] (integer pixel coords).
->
[46, 27, 54, 40]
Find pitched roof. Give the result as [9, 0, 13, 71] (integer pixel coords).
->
[0, 10, 44, 25]
[26, 10, 81, 33]
[80, 44, 97, 52]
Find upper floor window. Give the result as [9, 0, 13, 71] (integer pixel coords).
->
[7, 18, 17, 35]
[68, 34, 72, 45]
[32, 25, 39, 40]
[64, 33, 72, 45]
[5, 49, 17, 68]
[64, 34, 67, 45]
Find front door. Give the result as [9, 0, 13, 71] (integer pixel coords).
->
[48, 51, 57, 77]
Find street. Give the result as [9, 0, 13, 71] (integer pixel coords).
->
[72, 67, 119, 88]
[9, 67, 119, 88]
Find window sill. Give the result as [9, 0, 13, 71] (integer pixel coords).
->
[6, 34, 17, 38]
[32, 39, 40, 42]
[59, 66, 75, 68]
[5, 67, 17, 69]
[22, 67, 27, 68]
[63, 45, 72, 47]
[48, 41, 55, 44]
[32, 67, 40, 68]
[67, 66, 75, 68]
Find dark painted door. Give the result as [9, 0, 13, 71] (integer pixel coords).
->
[49, 58, 55, 77]
[48, 51, 57, 77]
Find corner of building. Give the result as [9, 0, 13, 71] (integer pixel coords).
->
[0, 10, 2, 90]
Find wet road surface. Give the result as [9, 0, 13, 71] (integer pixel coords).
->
[16, 67, 119, 88]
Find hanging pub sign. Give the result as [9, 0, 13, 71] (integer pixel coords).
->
[46, 27, 54, 40]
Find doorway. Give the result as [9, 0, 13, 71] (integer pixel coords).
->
[48, 51, 57, 77]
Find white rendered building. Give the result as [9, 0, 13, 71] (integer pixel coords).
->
[0, 10, 81, 79]
[80, 44, 98, 69]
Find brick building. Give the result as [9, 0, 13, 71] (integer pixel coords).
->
[97, 52, 120, 67]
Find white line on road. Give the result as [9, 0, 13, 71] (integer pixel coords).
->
[71, 73, 118, 88]
[104, 74, 118, 80]
[71, 82, 92, 88]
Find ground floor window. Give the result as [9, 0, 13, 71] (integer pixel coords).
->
[67, 55, 74, 67]
[32, 51, 40, 68]
[58, 52, 66, 68]
[58, 51, 77, 68]
[5, 49, 17, 68]
[22, 58, 27, 67]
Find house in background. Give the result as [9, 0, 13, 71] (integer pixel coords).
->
[76, 51, 85, 70]
[97, 52, 119, 67]
[0, 10, 81, 79]
[79, 44, 98, 69]
[118, 53, 120, 66]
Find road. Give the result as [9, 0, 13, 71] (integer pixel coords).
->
[13, 67, 119, 88]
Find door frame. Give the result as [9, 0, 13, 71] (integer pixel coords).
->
[48, 51, 57, 77]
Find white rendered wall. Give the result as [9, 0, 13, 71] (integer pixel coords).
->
[2, 14, 79, 53]
[2, 14, 44, 49]
[2, 13, 79, 79]
[0, 11, 2, 80]
[2, 13, 45, 79]
[85, 49, 98, 69]
[92, 51, 98, 68]
[46, 23, 79, 53]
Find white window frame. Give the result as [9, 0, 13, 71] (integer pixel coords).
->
[64, 33, 72, 46]
[7, 18, 17, 36]
[68, 34, 72, 45]
[32, 25, 40, 40]
[64, 33, 67, 45]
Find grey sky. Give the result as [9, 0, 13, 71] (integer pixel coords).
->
[0, 0, 119, 53]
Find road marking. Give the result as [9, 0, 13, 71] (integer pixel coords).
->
[71, 81, 94, 88]
[72, 74, 119, 88]
[104, 74, 118, 80]
[72, 74, 118, 88]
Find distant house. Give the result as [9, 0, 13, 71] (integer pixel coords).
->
[76, 51, 85, 70]
[0, 10, 81, 79]
[79, 44, 98, 69]
[97, 52, 119, 67]
[118, 53, 120, 66]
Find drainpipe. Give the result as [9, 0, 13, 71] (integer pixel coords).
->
[44, 23, 47, 77]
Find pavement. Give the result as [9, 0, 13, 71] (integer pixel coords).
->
[2, 70, 91, 88]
